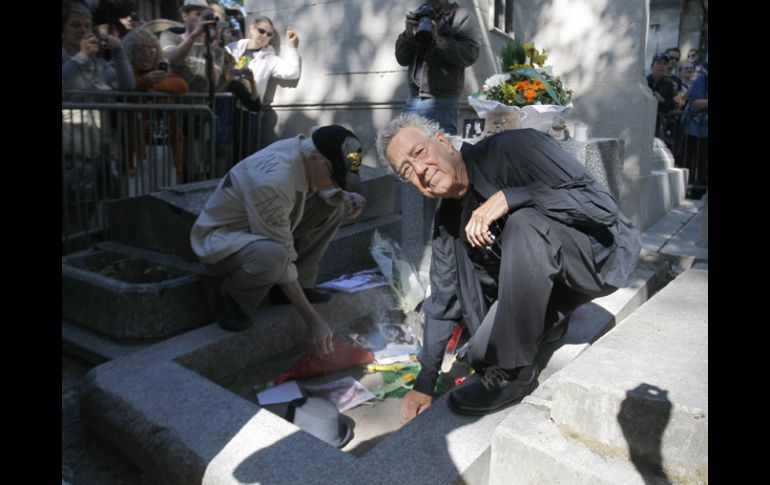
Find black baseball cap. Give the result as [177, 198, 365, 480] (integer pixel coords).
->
[311, 125, 363, 191]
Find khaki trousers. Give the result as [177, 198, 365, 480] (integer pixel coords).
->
[212, 195, 344, 318]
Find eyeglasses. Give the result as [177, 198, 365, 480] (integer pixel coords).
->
[395, 134, 436, 182]
[135, 45, 157, 55]
[256, 27, 274, 37]
[688, 53, 698, 58]
[668, 56, 680, 61]
[396, 162, 413, 182]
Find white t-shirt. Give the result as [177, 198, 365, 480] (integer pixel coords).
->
[226, 39, 300, 99]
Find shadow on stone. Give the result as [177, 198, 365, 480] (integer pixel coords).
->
[617, 383, 673, 485]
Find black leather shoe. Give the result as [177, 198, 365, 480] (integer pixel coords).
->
[218, 295, 253, 331]
[448, 364, 539, 416]
[269, 286, 332, 305]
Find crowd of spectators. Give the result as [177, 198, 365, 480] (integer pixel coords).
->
[646, 46, 708, 197]
[62, 0, 302, 195]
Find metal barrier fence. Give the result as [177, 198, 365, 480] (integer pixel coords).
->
[62, 91, 261, 254]
[660, 109, 708, 197]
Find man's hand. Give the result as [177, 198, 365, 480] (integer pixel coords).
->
[342, 191, 366, 219]
[401, 389, 432, 423]
[278, 280, 334, 356]
[80, 33, 100, 59]
[191, 18, 216, 40]
[105, 34, 122, 50]
[652, 91, 665, 103]
[308, 315, 334, 356]
[404, 15, 418, 38]
[143, 70, 169, 86]
[465, 191, 508, 248]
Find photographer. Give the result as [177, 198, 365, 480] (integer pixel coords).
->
[395, 0, 481, 135]
[159, 0, 224, 93]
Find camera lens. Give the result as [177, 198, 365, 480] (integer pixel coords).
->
[415, 17, 433, 44]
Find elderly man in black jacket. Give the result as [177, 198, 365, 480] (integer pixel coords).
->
[376, 114, 641, 419]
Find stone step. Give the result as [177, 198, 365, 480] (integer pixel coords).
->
[78, 258, 669, 485]
[63, 208, 400, 362]
[639, 168, 688, 231]
[106, 166, 395, 260]
[490, 268, 707, 484]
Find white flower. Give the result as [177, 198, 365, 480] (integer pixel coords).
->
[483, 73, 511, 91]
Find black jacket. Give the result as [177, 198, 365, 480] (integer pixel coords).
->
[395, 2, 481, 98]
[413, 129, 642, 395]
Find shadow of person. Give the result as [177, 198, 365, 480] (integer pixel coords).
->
[617, 383, 673, 485]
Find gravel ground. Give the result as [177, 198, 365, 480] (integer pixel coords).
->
[61, 353, 154, 485]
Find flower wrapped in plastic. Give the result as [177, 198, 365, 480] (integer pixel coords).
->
[469, 39, 573, 135]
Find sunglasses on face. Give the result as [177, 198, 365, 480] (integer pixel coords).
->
[256, 27, 274, 37]
[669, 56, 679, 61]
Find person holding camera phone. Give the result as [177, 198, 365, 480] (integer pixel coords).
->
[62, 1, 134, 92]
[122, 28, 189, 177]
[225, 15, 301, 105]
[395, 0, 481, 136]
[159, 0, 225, 93]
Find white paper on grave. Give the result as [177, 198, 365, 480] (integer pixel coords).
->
[303, 376, 376, 412]
[256, 380, 304, 406]
[316, 268, 390, 293]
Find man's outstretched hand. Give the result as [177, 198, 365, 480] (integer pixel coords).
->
[400, 389, 432, 423]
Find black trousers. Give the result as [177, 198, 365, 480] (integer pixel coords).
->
[468, 208, 617, 370]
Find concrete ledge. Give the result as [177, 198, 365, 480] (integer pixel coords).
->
[491, 402, 668, 485]
[79, 256, 669, 485]
[62, 248, 210, 338]
[492, 269, 708, 484]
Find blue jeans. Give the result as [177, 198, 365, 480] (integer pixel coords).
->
[403, 96, 459, 135]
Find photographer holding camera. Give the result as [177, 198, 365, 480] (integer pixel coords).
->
[396, 0, 481, 135]
[160, 0, 225, 94]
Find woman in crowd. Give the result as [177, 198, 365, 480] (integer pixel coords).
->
[62, 1, 134, 91]
[123, 28, 189, 184]
[226, 15, 301, 102]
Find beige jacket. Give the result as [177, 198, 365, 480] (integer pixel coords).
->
[190, 135, 308, 283]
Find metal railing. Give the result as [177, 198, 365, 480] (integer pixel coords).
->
[62, 91, 262, 254]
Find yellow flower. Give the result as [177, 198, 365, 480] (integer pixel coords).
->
[532, 50, 548, 67]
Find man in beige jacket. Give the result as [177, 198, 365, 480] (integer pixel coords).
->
[191, 125, 366, 355]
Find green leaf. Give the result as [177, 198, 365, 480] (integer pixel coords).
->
[509, 68, 564, 105]
[501, 40, 526, 69]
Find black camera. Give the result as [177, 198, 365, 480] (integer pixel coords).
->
[203, 13, 230, 30]
[158, 61, 169, 72]
[98, 37, 108, 50]
[407, 3, 438, 44]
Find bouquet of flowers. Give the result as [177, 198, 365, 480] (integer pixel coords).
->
[469, 39, 573, 135]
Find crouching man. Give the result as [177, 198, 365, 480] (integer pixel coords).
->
[375, 114, 641, 419]
[191, 125, 366, 355]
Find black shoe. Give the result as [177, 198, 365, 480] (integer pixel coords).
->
[447, 364, 539, 416]
[269, 286, 332, 305]
[218, 295, 253, 331]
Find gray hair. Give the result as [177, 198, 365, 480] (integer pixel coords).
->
[375, 114, 441, 168]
